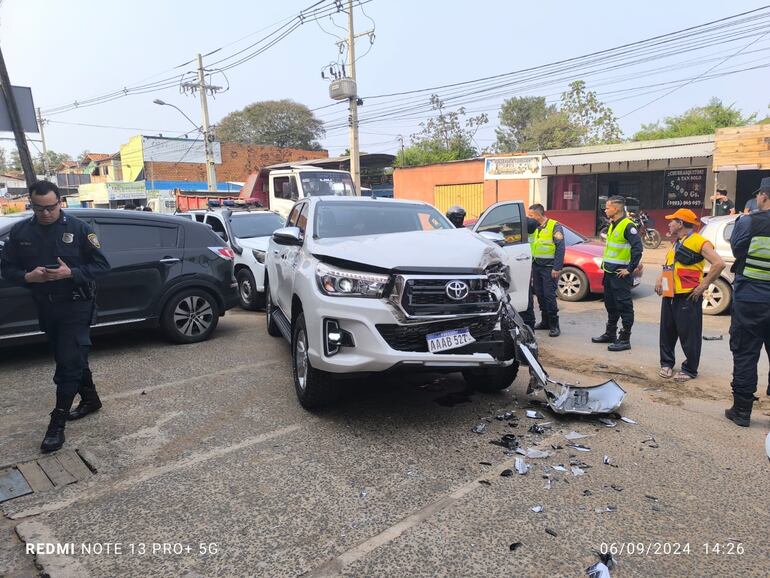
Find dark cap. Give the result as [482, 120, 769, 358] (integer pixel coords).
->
[716, 185, 728, 193]
[757, 177, 770, 195]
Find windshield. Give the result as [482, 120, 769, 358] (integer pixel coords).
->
[562, 225, 587, 246]
[300, 172, 356, 197]
[229, 213, 285, 238]
[315, 202, 453, 239]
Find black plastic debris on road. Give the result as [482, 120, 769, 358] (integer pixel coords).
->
[545, 528, 558, 537]
[489, 434, 520, 450]
[500, 469, 513, 477]
[509, 542, 523, 552]
[479, 461, 493, 466]
[702, 335, 724, 341]
[478, 479, 492, 486]
[496, 411, 515, 421]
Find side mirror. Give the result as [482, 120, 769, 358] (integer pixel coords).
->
[272, 226, 303, 246]
[480, 231, 506, 247]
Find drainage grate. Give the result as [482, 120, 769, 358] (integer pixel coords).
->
[0, 450, 95, 503]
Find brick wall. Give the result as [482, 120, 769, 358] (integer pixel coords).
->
[145, 143, 328, 182]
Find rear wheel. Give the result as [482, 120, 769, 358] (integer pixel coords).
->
[292, 313, 339, 409]
[462, 362, 519, 393]
[558, 266, 590, 301]
[703, 277, 731, 315]
[161, 288, 219, 343]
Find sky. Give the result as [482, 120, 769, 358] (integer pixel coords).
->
[0, 0, 768, 163]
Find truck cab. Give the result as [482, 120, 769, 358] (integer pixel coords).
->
[252, 167, 357, 219]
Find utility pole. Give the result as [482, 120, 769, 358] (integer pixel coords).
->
[0, 45, 36, 186]
[36, 108, 50, 177]
[347, 0, 361, 193]
[182, 54, 220, 191]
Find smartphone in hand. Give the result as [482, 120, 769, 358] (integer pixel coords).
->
[45, 263, 61, 270]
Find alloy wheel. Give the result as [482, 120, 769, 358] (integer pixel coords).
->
[173, 296, 213, 337]
[295, 329, 308, 392]
[558, 271, 581, 298]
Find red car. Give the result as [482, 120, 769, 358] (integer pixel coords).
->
[556, 225, 643, 301]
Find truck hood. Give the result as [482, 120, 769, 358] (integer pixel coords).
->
[235, 236, 270, 252]
[311, 228, 505, 273]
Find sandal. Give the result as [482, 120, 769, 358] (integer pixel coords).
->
[658, 367, 673, 378]
[674, 371, 694, 382]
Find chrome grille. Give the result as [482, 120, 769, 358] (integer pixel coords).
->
[400, 276, 498, 317]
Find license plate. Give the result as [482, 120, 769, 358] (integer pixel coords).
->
[426, 328, 476, 353]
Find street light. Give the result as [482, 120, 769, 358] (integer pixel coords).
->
[152, 99, 200, 131]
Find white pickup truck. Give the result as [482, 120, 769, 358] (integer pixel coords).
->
[264, 196, 533, 409]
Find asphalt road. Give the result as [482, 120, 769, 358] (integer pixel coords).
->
[1, 273, 769, 577]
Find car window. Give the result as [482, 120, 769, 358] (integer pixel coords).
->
[95, 221, 179, 251]
[274, 176, 299, 201]
[205, 215, 228, 242]
[229, 213, 285, 238]
[296, 204, 309, 237]
[475, 204, 524, 246]
[561, 225, 586, 246]
[286, 205, 301, 228]
[723, 222, 735, 242]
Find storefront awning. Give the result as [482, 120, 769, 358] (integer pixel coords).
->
[541, 142, 714, 167]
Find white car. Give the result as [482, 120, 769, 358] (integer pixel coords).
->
[699, 214, 739, 315]
[264, 196, 532, 409]
[186, 208, 285, 310]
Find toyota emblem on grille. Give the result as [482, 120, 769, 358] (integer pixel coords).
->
[445, 280, 470, 301]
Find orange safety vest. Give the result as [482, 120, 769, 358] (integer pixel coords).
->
[664, 232, 708, 294]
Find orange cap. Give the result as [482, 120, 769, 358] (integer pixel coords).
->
[665, 208, 700, 226]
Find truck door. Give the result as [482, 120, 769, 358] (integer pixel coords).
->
[273, 202, 307, 315]
[473, 202, 531, 311]
[270, 174, 299, 220]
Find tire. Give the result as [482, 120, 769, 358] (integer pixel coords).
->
[462, 362, 519, 393]
[237, 269, 259, 311]
[292, 313, 339, 409]
[557, 266, 590, 302]
[161, 288, 219, 344]
[703, 277, 731, 316]
[642, 229, 662, 250]
[265, 277, 281, 337]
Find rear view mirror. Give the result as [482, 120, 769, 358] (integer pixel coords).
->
[272, 226, 303, 246]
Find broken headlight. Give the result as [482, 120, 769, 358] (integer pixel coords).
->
[316, 263, 390, 298]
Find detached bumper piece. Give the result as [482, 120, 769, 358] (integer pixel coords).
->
[505, 305, 626, 415]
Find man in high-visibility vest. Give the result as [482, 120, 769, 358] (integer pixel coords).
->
[655, 209, 725, 382]
[592, 196, 643, 351]
[725, 177, 770, 427]
[520, 216, 541, 328]
[527, 204, 565, 337]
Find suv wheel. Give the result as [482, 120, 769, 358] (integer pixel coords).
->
[265, 278, 281, 337]
[703, 277, 731, 315]
[462, 362, 519, 393]
[237, 269, 262, 311]
[558, 267, 589, 301]
[292, 313, 339, 409]
[161, 288, 219, 343]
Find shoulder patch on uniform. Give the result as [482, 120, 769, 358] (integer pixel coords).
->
[629, 227, 638, 235]
[62, 233, 74, 243]
[554, 231, 564, 241]
[87, 233, 101, 248]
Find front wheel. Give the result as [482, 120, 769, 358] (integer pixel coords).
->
[703, 277, 731, 315]
[292, 313, 339, 409]
[558, 266, 590, 301]
[161, 288, 219, 343]
[237, 269, 259, 311]
[642, 229, 662, 249]
[462, 362, 519, 393]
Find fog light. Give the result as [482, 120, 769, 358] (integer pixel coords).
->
[324, 319, 354, 356]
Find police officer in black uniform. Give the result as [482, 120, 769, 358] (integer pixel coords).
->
[528, 204, 565, 337]
[1, 181, 110, 452]
[725, 177, 770, 427]
[520, 216, 540, 328]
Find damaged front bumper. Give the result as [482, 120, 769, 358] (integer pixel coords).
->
[504, 305, 627, 415]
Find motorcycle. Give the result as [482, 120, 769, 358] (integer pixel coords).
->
[598, 210, 662, 249]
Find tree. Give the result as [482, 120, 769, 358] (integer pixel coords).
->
[396, 94, 488, 167]
[0, 147, 6, 172]
[560, 80, 623, 146]
[10, 149, 21, 171]
[32, 150, 72, 175]
[494, 81, 621, 152]
[217, 99, 325, 150]
[78, 150, 91, 164]
[633, 98, 757, 141]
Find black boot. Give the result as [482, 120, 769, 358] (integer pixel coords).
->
[548, 315, 561, 337]
[591, 324, 616, 343]
[724, 394, 753, 427]
[69, 373, 102, 421]
[608, 328, 631, 352]
[534, 317, 550, 330]
[40, 409, 68, 453]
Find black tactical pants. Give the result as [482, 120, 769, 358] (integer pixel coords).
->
[602, 272, 634, 330]
[659, 294, 702, 377]
[532, 264, 558, 317]
[730, 300, 770, 399]
[35, 297, 95, 399]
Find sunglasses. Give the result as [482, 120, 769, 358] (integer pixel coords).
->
[31, 201, 60, 213]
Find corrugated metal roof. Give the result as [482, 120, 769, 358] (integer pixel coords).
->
[542, 141, 714, 167]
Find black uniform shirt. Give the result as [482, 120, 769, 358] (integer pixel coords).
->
[0, 211, 110, 296]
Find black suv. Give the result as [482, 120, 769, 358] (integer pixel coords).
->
[0, 209, 238, 346]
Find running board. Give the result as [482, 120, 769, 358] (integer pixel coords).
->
[272, 308, 292, 342]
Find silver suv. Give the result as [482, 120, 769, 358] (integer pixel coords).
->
[264, 197, 532, 409]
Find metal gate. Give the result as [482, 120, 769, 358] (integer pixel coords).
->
[434, 183, 484, 220]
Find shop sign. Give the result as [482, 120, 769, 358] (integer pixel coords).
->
[484, 155, 542, 180]
[107, 182, 148, 201]
[563, 190, 574, 200]
[664, 168, 706, 208]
